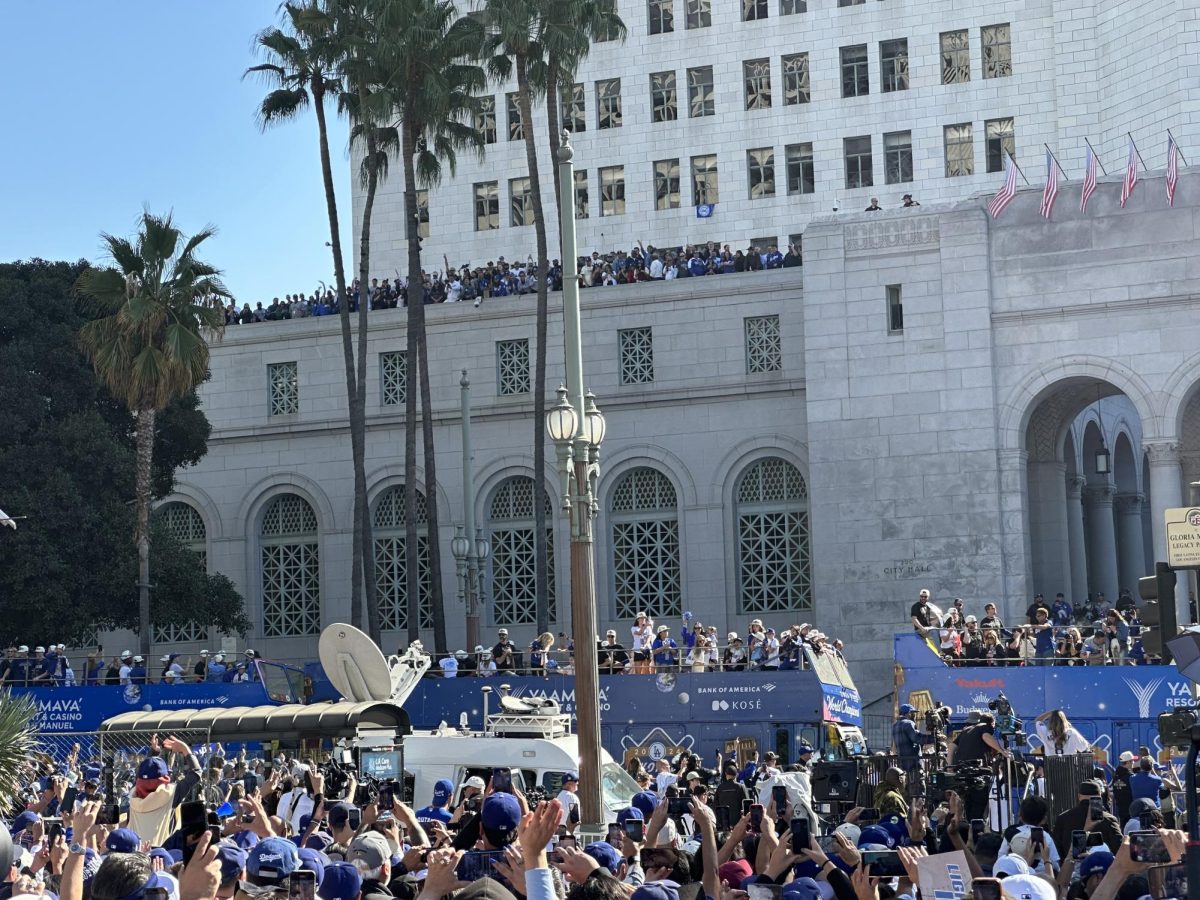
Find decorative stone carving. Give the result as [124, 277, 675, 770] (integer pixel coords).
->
[844, 217, 940, 255]
[1145, 440, 1182, 465]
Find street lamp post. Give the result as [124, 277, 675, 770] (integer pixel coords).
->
[451, 370, 489, 652]
[545, 131, 607, 830]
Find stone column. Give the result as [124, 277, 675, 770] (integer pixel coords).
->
[1115, 493, 1147, 594]
[1084, 483, 1119, 603]
[1028, 462, 1072, 597]
[1065, 475, 1088, 606]
[1146, 440, 1190, 624]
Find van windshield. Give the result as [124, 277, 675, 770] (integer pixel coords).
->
[601, 762, 639, 811]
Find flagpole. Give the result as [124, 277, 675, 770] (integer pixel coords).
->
[1127, 132, 1149, 172]
[1043, 144, 1070, 179]
[1008, 151, 1030, 185]
[1168, 128, 1190, 166]
[1084, 137, 1109, 176]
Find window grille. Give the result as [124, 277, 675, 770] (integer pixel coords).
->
[261, 494, 321, 637]
[610, 468, 681, 619]
[489, 477, 555, 626]
[268, 362, 298, 416]
[497, 339, 531, 395]
[381, 351, 407, 406]
[745, 315, 782, 373]
[373, 485, 432, 631]
[736, 458, 811, 612]
[619, 327, 655, 385]
[153, 502, 208, 645]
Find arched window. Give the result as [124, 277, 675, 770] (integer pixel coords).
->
[260, 494, 321, 637]
[735, 457, 811, 611]
[154, 502, 208, 644]
[488, 477, 555, 626]
[373, 485, 433, 631]
[610, 468, 681, 619]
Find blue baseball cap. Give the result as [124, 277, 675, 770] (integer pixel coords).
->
[562, 772, 580, 784]
[616, 807, 645, 825]
[319, 863, 363, 900]
[631, 882, 681, 900]
[105, 828, 140, 854]
[432, 779, 454, 806]
[584, 842, 622, 875]
[326, 803, 358, 830]
[782, 877, 823, 900]
[214, 843, 248, 884]
[138, 757, 170, 780]
[10, 811, 39, 835]
[878, 815, 908, 847]
[857, 825, 894, 849]
[231, 831, 260, 851]
[796, 741, 814, 756]
[247, 837, 301, 882]
[1079, 850, 1115, 880]
[899, 704, 917, 715]
[481, 794, 522, 831]
[298, 848, 329, 888]
[631, 791, 659, 817]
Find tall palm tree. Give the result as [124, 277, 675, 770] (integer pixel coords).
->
[246, 3, 377, 635]
[483, 0, 554, 635]
[369, 0, 485, 652]
[77, 212, 230, 658]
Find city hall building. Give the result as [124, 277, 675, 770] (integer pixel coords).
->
[144, 0, 1200, 692]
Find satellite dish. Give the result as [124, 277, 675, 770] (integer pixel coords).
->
[500, 694, 539, 714]
[318, 623, 431, 706]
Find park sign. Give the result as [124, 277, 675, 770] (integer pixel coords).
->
[1165, 507, 1200, 569]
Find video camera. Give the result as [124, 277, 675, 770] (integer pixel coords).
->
[924, 705, 951, 735]
[988, 693, 1027, 744]
[1158, 708, 1200, 748]
[930, 766, 992, 796]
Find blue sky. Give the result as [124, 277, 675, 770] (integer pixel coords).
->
[1, 1, 352, 301]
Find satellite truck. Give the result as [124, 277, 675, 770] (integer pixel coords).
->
[99, 624, 638, 821]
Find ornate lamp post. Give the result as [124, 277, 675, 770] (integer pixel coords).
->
[451, 370, 489, 651]
[545, 131, 607, 829]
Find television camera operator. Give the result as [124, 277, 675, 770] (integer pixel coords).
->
[892, 703, 939, 785]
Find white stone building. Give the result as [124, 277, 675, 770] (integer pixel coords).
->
[136, 168, 1200, 696]
[352, 0, 1200, 272]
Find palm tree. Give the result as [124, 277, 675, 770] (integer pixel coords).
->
[77, 212, 230, 658]
[368, 0, 486, 653]
[483, 0, 554, 634]
[246, 3, 377, 635]
[0, 693, 36, 806]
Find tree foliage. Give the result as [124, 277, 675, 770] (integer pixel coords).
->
[0, 259, 247, 646]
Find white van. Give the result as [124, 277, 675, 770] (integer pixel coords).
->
[403, 731, 639, 823]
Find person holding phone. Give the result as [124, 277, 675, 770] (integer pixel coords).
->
[997, 796, 1060, 874]
[1052, 781, 1122, 857]
[556, 772, 581, 829]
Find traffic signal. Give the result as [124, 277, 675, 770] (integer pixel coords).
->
[1138, 561, 1178, 661]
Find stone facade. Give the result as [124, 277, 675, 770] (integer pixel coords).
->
[137, 169, 1200, 696]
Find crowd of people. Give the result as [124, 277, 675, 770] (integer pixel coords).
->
[427, 616, 847, 679]
[0, 648, 264, 688]
[3, 700, 1191, 900]
[908, 591, 1159, 666]
[219, 240, 803, 326]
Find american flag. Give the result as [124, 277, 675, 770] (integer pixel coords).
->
[988, 151, 1018, 218]
[1120, 136, 1139, 208]
[1080, 145, 1098, 213]
[1040, 148, 1059, 219]
[1167, 133, 1180, 207]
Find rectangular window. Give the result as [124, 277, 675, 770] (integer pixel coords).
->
[685, 0, 711, 28]
[940, 30, 970, 84]
[506, 92, 523, 141]
[268, 361, 298, 416]
[596, 78, 622, 129]
[886, 285, 904, 334]
[782, 53, 810, 105]
[574, 170, 589, 219]
[742, 0, 767, 20]
[649, 0, 674, 34]
[497, 339, 531, 395]
[743, 59, 772, 110]
[844, 135, 873, 189]
[944, 123, 974, 176]
[985, 117, 1015, 173]
[745, 315, 783, 373]
[475, 95, 497, 144]
[650, 71, 678, 122]
[619, 327, 655, 385]
[414, 190, 429, 239]
[654, 158, 681, 210]
[380, 351, 406, 406]
[561, 83, 585, 134]
[691, 154, 718, 206]
[840, 45, 869, 97]
[687, 66, 715, 117]
[474, 181, 499, 231]
[884, 131, 913, 184]
[509, 177, 533, 227]
[982, 23, 1012, 78]
[785, 142, 814, 195]
[748, 147, 775, 199]
[838, 0, 864, 5]
[599, 166, 625, 216]
[880, 39, 909, 92]
[781, 0, 806, 13]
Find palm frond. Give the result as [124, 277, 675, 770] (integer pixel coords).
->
[0, 693, 38, 802]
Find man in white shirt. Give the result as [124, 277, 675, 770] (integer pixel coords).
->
[762, 630, 781, 670]
[439, 653, 459, 678]
[557, 772, 580, 828]
[654, 758, 678, 796]
[648, 254, 664, 279]
[118, 651, 133, 685]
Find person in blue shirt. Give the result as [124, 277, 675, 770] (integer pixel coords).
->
[415, 779, 454, 825]
[85, 653, 106, 686]
[1032, 609, 1057, 663]
[1128, 757, 1163, 807]
[764, 246, 784, 269]
[687, 254, 706, 278]
[31, 646, 58, 685]
[207, 654, 228, 682]
[651, 626, 678, 671]
[128, 655, 148, 684]
[1051, 593, 1073, 626]
[8, 646, 29, 686]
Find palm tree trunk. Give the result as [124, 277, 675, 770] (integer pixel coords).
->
[357, 102, 382, 646]
[545, 60, 563, 242]
[401, 119, 423, 646]
[517, 55, 552, 634]
[416, 331, 447, 655]
[134, 406, 157, 658]
[314, 79, 365, 633]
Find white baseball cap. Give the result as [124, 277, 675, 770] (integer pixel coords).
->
[34, 646, 45, 653]
[1000, 874, 1055, 900]
[120, 650, 132, 659]
[993, 854, 1032, 878]
[200, 650, 210, 656]
[464, 776, 486, 790]
[1119, 751, 1136, 762]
